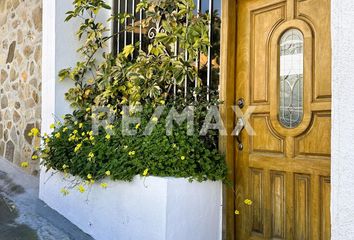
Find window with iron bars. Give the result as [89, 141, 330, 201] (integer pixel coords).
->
[112, 0, 221, 100]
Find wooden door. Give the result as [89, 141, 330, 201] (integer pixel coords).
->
[235, 0, 331, 239]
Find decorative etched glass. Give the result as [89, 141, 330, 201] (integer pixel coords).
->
[279, 29, 304, 128]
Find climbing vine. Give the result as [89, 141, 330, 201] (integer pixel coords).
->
[24, 0, 228, 188]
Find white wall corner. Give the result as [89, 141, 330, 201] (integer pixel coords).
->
[40, 0, 113, 192]
[41, 0, 56, 137]
[41, 0, 78, 138]
[41, 0, 114, 134]
[331, 0, 354, 239]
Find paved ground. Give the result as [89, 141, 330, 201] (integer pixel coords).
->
[0, 158, 94, 240]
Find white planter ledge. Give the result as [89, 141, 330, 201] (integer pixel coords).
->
[39, 169, 223, 240]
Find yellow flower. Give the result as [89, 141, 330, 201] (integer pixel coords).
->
[244, 199, 253, 206]
[143, 168, 149, 176]
[105, 125, 114, 130]
[50, 123, 55, 129]
[34, 146, 40, 151]
[63, 127, 68, 132]
[77, 185, 85, 193]
[74, 121, 78, 125]
[45, 138, 50, 143]
[123, 145, 128, 150]
[62, 164, 69, 169]
[105, 170, 111, 176]
[234, 210, 240, 215]
[87, 174, 92, 179]
[180, 156, 186, 160]
[135, 123, 140, 129]
[105, 134, 111, 140]
[128, 151, 136, 156]
[28, 128, 40, 137]
[160, 100, 165, 105]
[32, 155, 38, 160]
[90, 179, 95, 184]
[74, 143, 82, 152]
[88, 131, 93, 136]
[120, 111, 124, 115]
[79, 123, 83, 129]
[89, 136, 95, 141]
[88, 152, 94, 158]
[73, 130, 78, 134]
[55, 132, 61, 138]
[100, 183, 108, 189]
[60, 188, 70, 196]
[21, 162, 29, 168]
[152, 117, 158, 123]
[172, 144, 177, 148]
[86, 107, 91, 112]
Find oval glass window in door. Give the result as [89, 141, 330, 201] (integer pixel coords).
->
[279, 28, 304, 128]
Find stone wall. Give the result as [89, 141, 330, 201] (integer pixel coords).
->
[0, 0, 42, 175]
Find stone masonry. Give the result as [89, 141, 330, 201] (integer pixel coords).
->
[0, 0, 42, 175]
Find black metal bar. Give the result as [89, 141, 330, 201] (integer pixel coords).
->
[194, 0, 202, 101]
[132, 0, 135, 46]
[139, 0, 143, 50]
[124, 0, 128, 46]
[112, 0, 119, 55]
[206, 0, 214, 101]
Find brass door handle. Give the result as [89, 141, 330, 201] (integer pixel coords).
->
[235, 117, 245, 150]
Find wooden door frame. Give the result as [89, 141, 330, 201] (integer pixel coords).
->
[219, 0, 237, 239]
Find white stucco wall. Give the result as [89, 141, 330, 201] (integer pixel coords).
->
[331, 0, 354, 239]
[42, 0, 79, 136]
[39, 171, 222, 240]
[42, 0, 113, 133]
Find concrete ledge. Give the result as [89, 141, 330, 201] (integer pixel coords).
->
[39, 169, 223, 240]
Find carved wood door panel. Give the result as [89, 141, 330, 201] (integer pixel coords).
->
[235, 0, 331, 239]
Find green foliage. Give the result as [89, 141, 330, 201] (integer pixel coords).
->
[62, 0, 211, 110]
[40, 104, 227, 182]
[39, 0, 228, 183]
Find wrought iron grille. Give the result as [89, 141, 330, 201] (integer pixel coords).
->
[112, 0, 221, 100]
